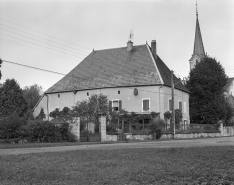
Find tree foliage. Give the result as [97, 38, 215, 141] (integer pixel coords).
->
[72, 94, 109, 125]
[185, 57, 232, 124]
[175, 109, 183, 125]
[36, 108, 46, 120]
[0, 79, 28, 118]
[23, 84, 42, 111]
[49, 107, 72, 122]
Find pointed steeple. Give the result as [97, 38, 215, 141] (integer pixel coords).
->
[189, 1, 205, 70]
[193, 11, 205, 57]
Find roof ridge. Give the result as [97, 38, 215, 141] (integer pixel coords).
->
[93, 44, 146, 52]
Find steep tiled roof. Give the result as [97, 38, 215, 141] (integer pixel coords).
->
[46, 44, 189, 93]
[46, 45, 161, 93]
[154, 55, 189, 92]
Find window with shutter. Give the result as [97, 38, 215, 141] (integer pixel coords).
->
[111, 100, 122, 112]
[169, 99, 172, 111]
[179, 101, 182, 112]
[142, 99, 150, 111]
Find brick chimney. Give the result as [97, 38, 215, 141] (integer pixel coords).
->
[151, 40, 157, 59]
[127, 41, 133, 50]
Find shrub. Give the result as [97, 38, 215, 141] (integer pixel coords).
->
[149, 119, 165, 139]
[0, 113, 26, 139]
[21, 120, 77, 142]
[106, 123, 117, 135]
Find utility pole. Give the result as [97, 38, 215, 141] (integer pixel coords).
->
[171, 70, 175, 138]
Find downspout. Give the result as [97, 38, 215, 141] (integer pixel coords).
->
[45, 94, 49, 121]
[159, 85, 163, 118]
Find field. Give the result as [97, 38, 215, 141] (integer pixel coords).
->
[0, 141, 119, 149]
[0, 146, 234, 185]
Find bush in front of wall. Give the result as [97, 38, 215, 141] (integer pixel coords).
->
[149, 119, 165, 139]
[21, 120, 77, 142]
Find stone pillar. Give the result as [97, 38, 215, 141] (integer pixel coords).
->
[99, 116, 106, 142]
[218, 120, 223, 136]
[70, 117, 80, 141]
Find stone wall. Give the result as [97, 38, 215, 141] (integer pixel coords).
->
[106, 135, 118, 142]
[69, 117, 80, 141]
[161, 132, 221, 139]
[125, 134, 153, 140]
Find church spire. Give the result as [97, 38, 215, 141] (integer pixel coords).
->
[189, 1, 205, 70]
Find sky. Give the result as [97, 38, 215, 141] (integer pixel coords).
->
[0, 0, 233, 92]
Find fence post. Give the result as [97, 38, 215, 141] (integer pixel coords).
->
[99, 115, 106, 142]
[70, 117, 80, 141]
[218, 120, 223, 136]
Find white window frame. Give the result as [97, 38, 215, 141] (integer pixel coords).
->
[168, 98, 172, 111]
[111, 99, 120, 111]
[142, 98, 150, 112]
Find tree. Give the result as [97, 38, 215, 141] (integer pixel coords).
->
[175, 109, 183, 125]
[72, 94, 109, 126]
[0, 79, 28, 118]
[36, 108, 46, 120]
[49, 107, 72, 122]
[185, 57, 232, 124]
[23, 84, 42, 111]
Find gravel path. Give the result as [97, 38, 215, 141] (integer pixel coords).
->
[0, 137, 233, 155]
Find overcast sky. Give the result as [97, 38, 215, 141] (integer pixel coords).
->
[0, 0, 233, 91]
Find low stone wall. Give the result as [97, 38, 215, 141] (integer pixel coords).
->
[107, 132, 222, 141]
[106, 135, 118, 142]
[125, 134, 153, 140]
[161, 132, 221, 139]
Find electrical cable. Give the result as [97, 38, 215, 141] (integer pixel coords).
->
[1, 33, 86, 59]
[1, 38, 83, 62]
[0, 24, 90, 54]
[0, 18, 91, 51]
[0, 28, 88, 56]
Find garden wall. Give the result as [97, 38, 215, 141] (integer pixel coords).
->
[161, 132, 221, 139]
[125, 134, 153, 140]
[106, 135, 118, 142]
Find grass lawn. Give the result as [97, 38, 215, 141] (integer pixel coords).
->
[0, 146, 234, 185]
[0, 141, 123, 149]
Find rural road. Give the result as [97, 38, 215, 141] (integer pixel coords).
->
[0, 137, 234, 155]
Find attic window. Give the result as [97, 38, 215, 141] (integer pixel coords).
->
[58, 94, 60, 98]
[87, 92, 89, 96]
[118, 90, 120, 94]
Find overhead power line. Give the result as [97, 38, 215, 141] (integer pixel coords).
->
[1, 38, 82, 62]
[0, 27, 88, 56]
[1, 32, 87, 59]
[2, 59, 175, 96]
[0, 18, 91, 51]
[0, 24, 90, 54]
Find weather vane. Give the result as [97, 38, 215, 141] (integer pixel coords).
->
[128, 30, 134, 42]
[196, 1, 198, 17]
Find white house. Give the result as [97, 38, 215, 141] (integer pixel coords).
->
[33, 39, 190, 125]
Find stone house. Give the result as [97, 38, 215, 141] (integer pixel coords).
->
[33, 40, 190, 127]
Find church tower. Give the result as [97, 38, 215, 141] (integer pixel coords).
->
[189, 2, 205, 70]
